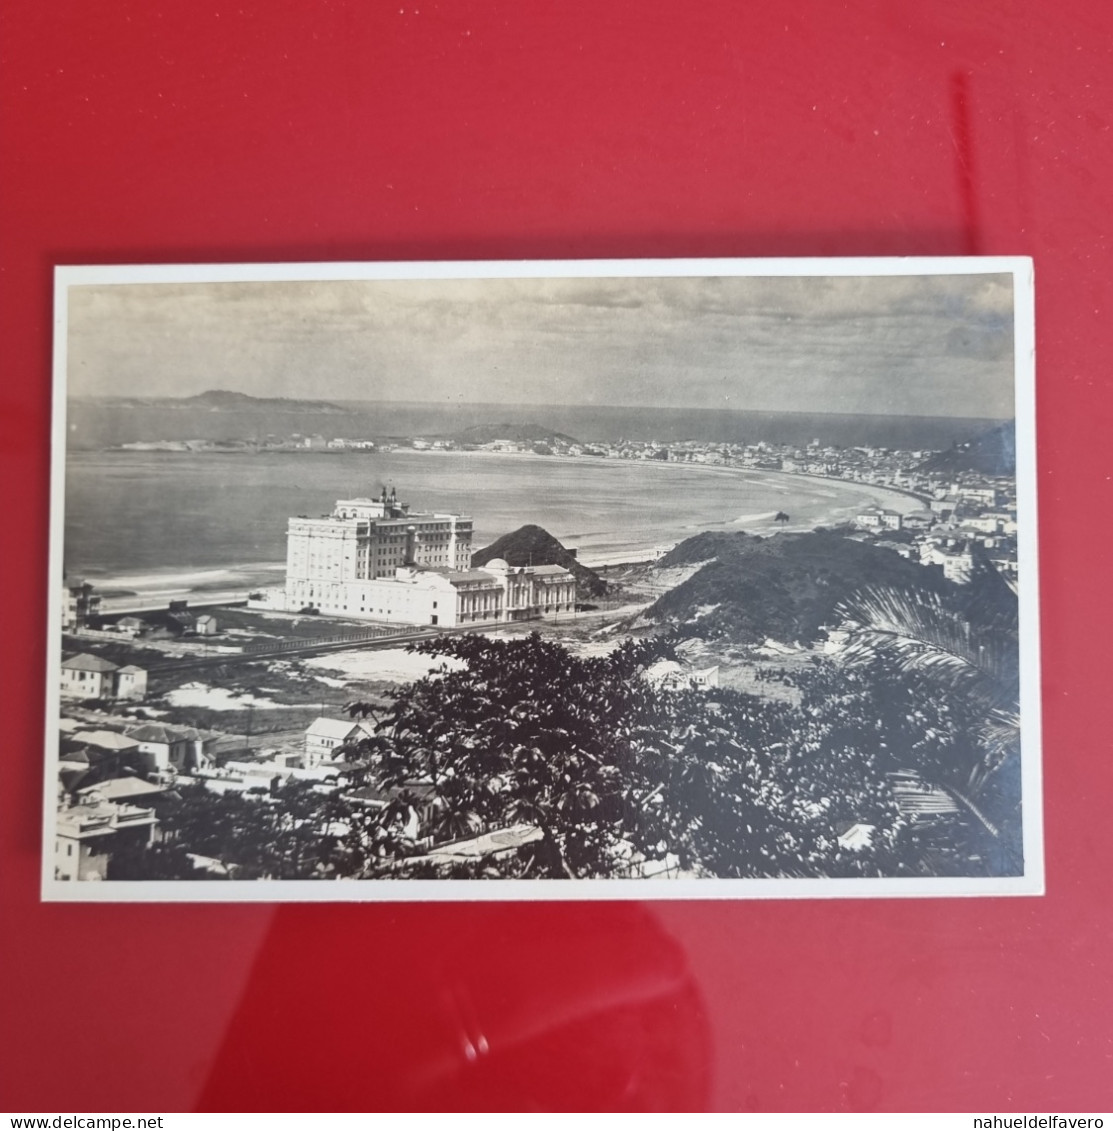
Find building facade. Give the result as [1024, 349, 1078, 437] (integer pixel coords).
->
[126, 724, 213, 775]
[284, 490, 575, 627]
[61, 654, 147, 701]
[54, 794, 158, 881]
[285, 487, 473, 613]
[304, 717, 373, 768]
[61, 578, 100, 632]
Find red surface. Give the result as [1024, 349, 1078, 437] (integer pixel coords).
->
[3, 0, 1112, 1112]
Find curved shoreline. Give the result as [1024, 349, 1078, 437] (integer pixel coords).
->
[78, 452, 926, 593]
[456, 450, 927, 565]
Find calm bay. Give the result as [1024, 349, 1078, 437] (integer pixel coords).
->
[62, 449, 915, 591]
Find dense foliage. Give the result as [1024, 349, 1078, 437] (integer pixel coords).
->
[647, 529, 953, 643]
[135, 619, 1022, 881]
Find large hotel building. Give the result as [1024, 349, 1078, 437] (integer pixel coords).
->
[283, 487, 575, 627]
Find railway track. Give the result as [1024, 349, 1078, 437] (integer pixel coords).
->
[148, 625, 450, 676]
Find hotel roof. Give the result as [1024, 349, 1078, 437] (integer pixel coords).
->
[447, 569, 503, 585]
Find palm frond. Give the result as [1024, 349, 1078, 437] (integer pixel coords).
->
[838, 585, 1019, 708]
[837, 583, 1022, 801]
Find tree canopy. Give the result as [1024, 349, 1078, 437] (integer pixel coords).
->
[132, 594, 1023, 882]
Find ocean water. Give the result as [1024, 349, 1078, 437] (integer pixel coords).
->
[62, 449, 909, 581]
[67, 400, 1003, 452]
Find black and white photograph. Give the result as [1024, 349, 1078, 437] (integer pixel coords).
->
[43, 258, 1040, 899]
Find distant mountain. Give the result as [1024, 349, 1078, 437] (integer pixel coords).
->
[450, 422, 579, 446]
[916, 421, 1015, 476]
[81, 389, 345, 413]
[177, 390, 346, 413]
[646, 529, 953, 644]
[472, 524, 606, 598]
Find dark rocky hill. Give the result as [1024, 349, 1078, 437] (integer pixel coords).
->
[472, 524, 606, 598]
[917, 421, 1015, 476]
[646, 529, 953, 644]
[655, 530, 766, 569]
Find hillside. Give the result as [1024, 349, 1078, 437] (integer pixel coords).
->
[655, 530, 766, 569]
[917, 421, 1015, 476]
[645, 529, 954, 644]
[471, 524, 606, 598]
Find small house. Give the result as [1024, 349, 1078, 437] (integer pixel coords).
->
[61, 653, 119, 700]
[126, 723, 213, 775]
[116, 665, 148, 701]
[304, 717, 372, 769]
[61, 654, 147, 701]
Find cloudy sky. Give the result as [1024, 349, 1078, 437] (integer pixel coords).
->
[66, 269, 1016, 418]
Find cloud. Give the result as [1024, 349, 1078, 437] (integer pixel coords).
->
[65, 270, 1017, 419]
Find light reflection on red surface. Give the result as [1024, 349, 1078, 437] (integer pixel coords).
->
[198, 904, 710, 1111]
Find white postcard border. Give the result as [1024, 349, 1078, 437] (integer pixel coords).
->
[43, 255, 1041, 902]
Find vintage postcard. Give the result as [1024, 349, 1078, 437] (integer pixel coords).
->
[43, 257, 1040, 900]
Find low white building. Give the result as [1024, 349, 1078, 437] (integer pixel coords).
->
[643, 660, 720, 692]
[855, 508, 903, 532]
[61, 654, 147, 701]
[126, 724, 213, 775]
[54, 793, 158, 881]
[288, 559, 575, 628]
[305, 717, 373, 769]
[920, 542, 974, 583]
[61, 654, 119, 699]
[116, 665, 148, 701]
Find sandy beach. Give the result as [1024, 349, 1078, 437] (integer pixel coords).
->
[79, 457, 922, 600]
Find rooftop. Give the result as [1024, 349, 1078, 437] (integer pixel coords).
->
[56, 798, 157, 837]
[447, 569, 503, 585]
[306, 717, 369, 742]
[62, 653, 119, 673]
[126, 723, 200, 744]
[71, 730, 140, 752]
[78, 776, 168, 803]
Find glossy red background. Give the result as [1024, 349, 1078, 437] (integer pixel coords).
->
[3, 0, 1112, 1112]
